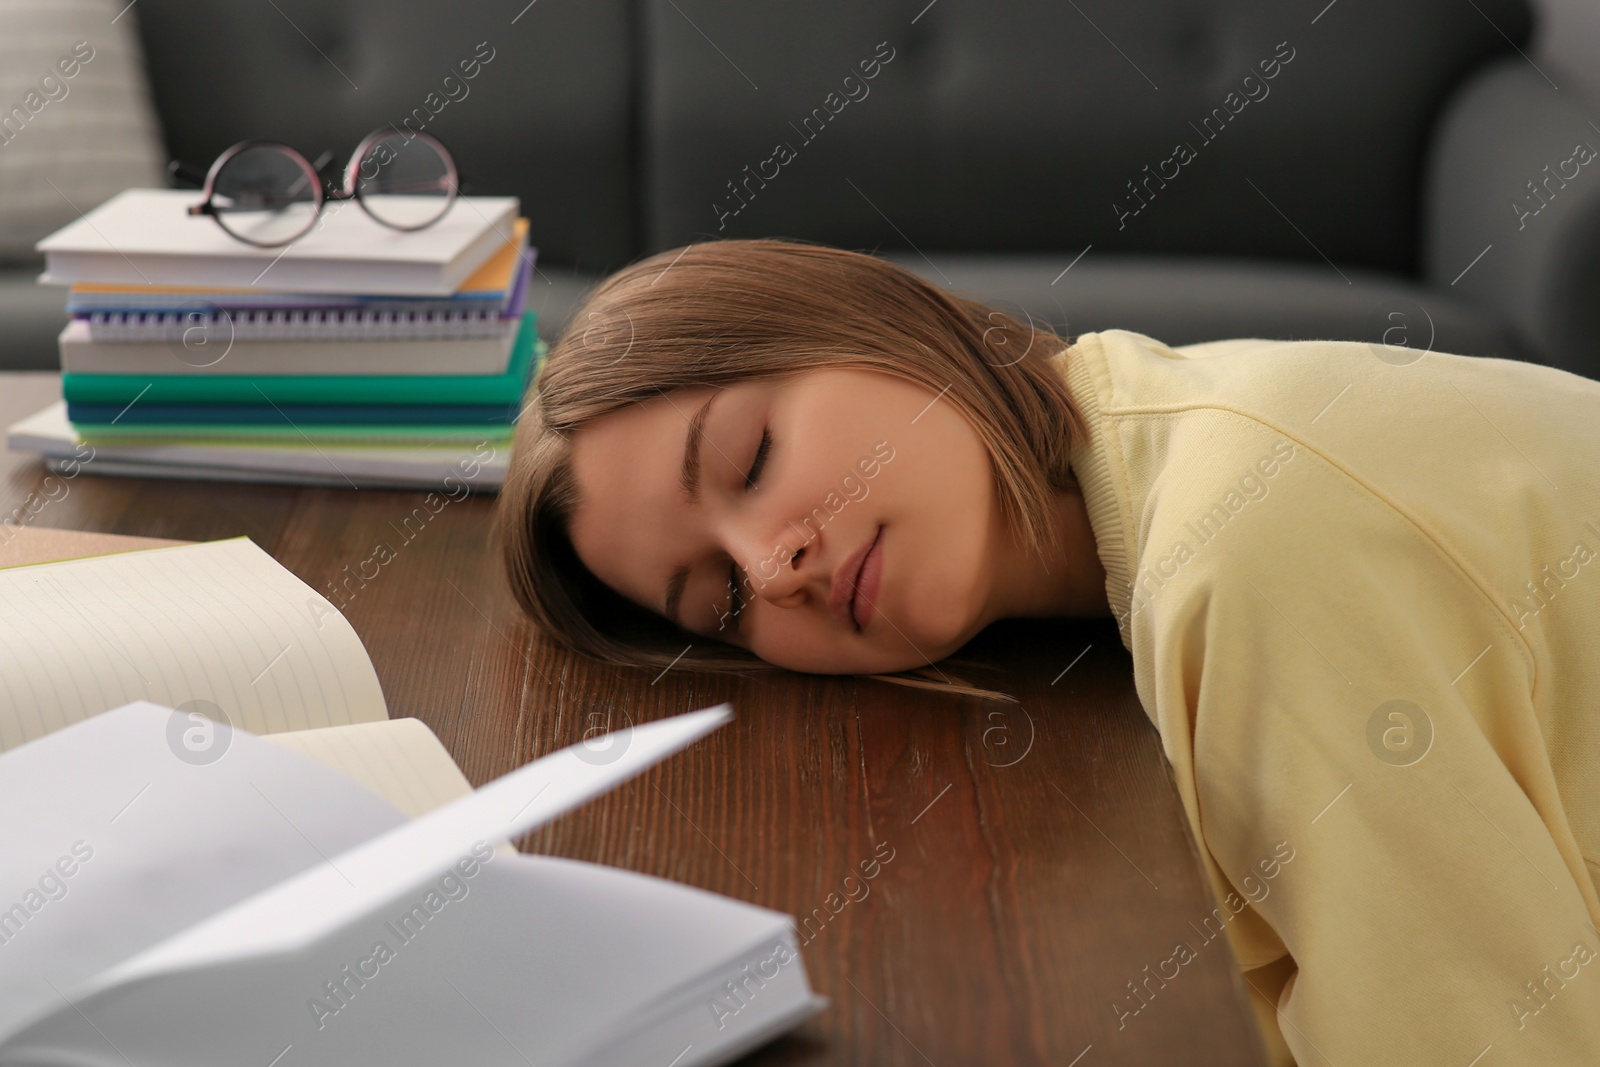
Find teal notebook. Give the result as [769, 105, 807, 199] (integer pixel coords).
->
[71, 423, 516, 444]
[62, 311, 541, 406]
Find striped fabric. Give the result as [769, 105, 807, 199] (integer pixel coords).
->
[0, 0, 166, 264]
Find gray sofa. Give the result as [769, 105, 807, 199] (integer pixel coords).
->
[4, 0, 1596, 378]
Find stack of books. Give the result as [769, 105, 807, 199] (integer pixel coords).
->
[9, 189, 544, 490]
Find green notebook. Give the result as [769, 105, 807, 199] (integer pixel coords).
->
[62, 312, 541, 407]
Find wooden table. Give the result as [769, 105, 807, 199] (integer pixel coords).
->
[0, 372, 1270, 1067]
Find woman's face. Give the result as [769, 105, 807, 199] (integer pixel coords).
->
[566, 367, 1025, 674]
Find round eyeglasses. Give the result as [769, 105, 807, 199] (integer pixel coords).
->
[172, 130, 460, 248]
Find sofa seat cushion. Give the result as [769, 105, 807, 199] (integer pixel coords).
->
[0, 268, 67, 371]
[884, 252, 1529, 363]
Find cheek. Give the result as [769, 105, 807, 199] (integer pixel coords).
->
[889, 529, 986, 648]
[748, 373, 1006, 671]
[878, 435, 997, 637]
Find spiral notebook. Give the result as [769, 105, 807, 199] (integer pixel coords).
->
[59, 318, 521, 376]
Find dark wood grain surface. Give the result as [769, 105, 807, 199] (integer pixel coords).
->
[0, 373, 1270, 1067]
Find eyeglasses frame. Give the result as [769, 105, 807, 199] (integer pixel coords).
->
[182, 129, 460, 248]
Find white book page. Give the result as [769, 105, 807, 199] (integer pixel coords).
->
[0, 538, 386, 751]
[262, 718, 473, 819]
[0, 701, 407, 1046]
[99, 704, 733, 986]
[8, 854, 808, 1067]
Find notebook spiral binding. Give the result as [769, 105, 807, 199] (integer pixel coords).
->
[84, 309, 512, 343]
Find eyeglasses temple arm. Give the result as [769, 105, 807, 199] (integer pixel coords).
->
[168, 160, 208, 188]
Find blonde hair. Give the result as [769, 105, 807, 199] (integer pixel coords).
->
[495, 238, 1090, 704]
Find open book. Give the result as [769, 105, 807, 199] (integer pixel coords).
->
[0, 532, 825, 1066]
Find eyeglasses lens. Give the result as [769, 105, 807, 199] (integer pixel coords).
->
[210, 144, 321, 246]
[355, 134, 455, 229]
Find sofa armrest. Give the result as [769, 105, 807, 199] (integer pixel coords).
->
[1422, 56, 1600, 378]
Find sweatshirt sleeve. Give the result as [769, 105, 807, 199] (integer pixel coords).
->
[1147, 466, 1600, 1065]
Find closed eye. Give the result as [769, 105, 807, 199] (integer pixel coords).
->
[744, 427, 771, 490]
[724, 563, 744, 630]
[724, 426, 772, 630]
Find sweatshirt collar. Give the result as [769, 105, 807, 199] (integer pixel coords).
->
[1056, 333, 1136, 648]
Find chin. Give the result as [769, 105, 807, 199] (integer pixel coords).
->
[771, 642, 937, 677]
[869, 650, 943, 674]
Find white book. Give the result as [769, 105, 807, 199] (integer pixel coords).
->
[35, 189, 519, 297]
[8, 402, 508, 491]
[58, 318, 519, 376]
[0, 537, 825, 1065]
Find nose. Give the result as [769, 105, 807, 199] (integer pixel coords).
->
[727, 523, 816, 609]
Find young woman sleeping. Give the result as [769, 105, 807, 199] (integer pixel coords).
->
[497, 238, 1600, 1065]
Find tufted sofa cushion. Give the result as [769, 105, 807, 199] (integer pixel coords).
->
[0, 0, 1562, 371]
[641, 0, 1529, 275]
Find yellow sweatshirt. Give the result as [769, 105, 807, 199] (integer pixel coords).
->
[1055, 330, 1600, 1065]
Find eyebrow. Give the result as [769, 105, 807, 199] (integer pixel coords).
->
[680, 391, 716, 504]
[663, 391, 718, 626]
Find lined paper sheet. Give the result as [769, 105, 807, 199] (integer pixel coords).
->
[0, 538, 386, 751]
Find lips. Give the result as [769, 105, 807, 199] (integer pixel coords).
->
[829, 525, 883, 632]
[851, 526, 884, 630]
